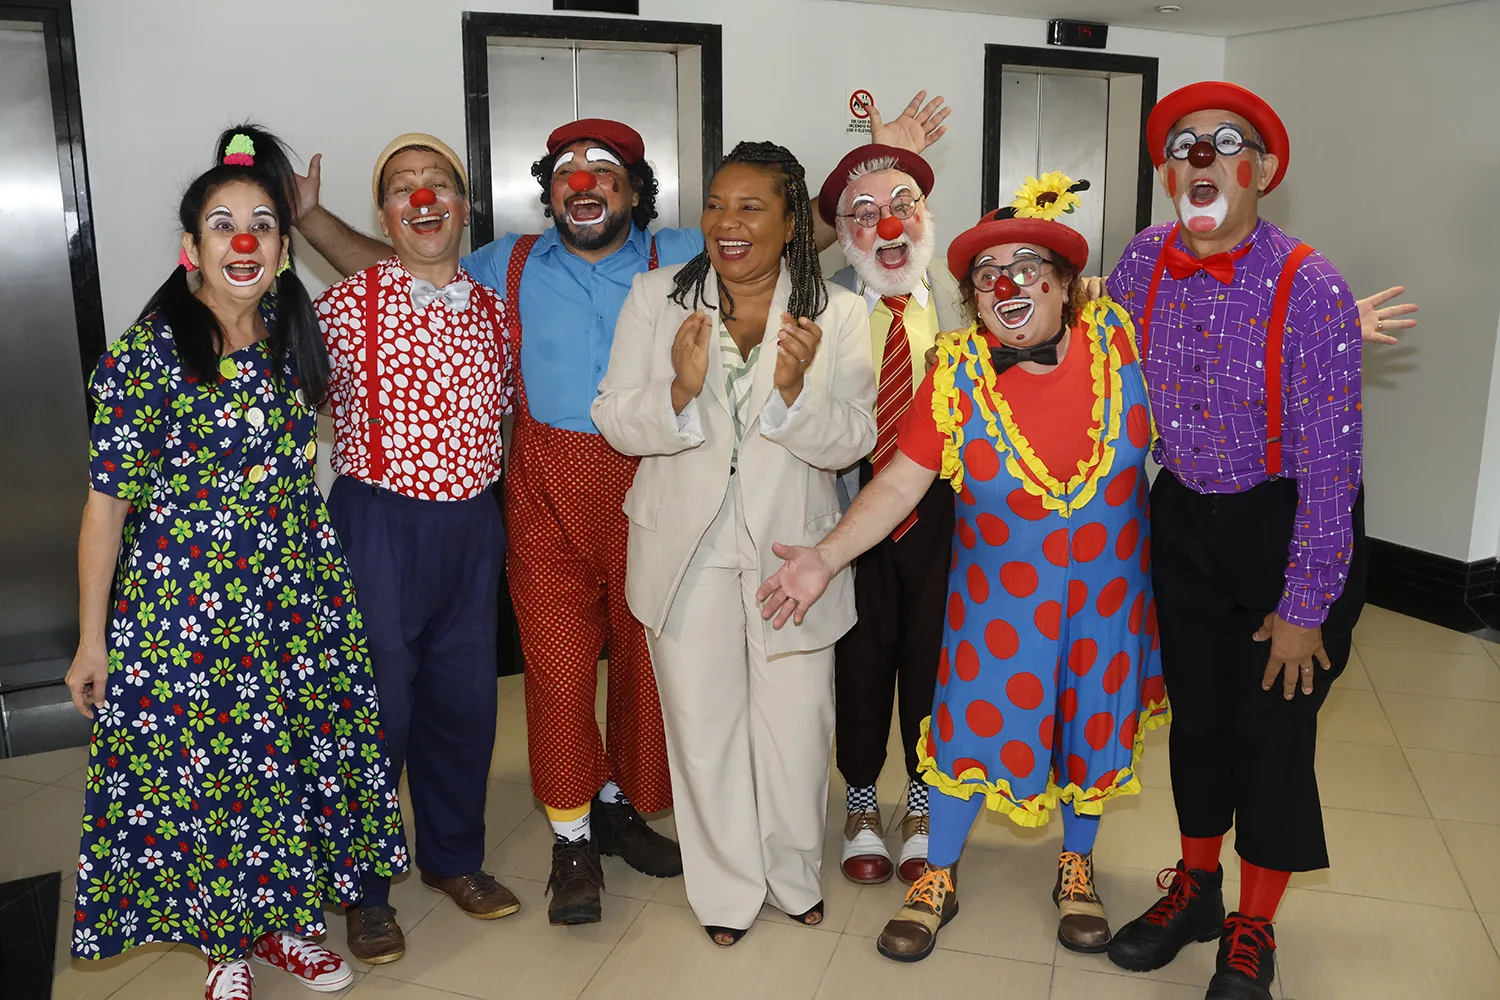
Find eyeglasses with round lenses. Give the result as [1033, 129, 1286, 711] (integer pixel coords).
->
[840, 192, 923, 229]
[1166, 124, 1266, 160]
[970, 256, 1053, 294]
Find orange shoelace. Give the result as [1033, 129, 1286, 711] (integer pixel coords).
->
[905, 867, 954, 913]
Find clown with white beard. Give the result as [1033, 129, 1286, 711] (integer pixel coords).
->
[818, 146, 968, 887]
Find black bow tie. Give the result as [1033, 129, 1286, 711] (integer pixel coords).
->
[989, 329, 1065, 375]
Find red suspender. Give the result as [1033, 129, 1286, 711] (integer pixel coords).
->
[1264, 242, 1315, 476]
[1139, 228, 1313, 478]
[360, 264, 387, 482]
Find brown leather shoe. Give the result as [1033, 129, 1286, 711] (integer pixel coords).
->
[1054, 851, 1111, 953]
[841, 810, 894, 884]
[346, 904, 405, 965]
[547, 838, 605, 925]
[421, 869, 521, 920]
[876, 863, 959, 962]
[897, 813, 930, 885]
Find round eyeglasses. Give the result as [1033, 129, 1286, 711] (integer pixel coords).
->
[970, 256, 1054, 294]
[838, 193, 924, 229]
[1166, 125, 1266, 161]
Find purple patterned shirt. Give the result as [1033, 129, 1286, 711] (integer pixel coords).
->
[1107, 219, 1363, 627]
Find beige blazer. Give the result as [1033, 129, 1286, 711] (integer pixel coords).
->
[592, 262, 877, 657]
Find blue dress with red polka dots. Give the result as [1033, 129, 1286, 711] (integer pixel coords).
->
[918, 300, 1169, 825]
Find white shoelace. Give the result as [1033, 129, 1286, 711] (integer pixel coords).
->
[207, 960, 253, 999]
[273, 933, 333, 971]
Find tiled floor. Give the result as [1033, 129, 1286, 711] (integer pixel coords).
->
[4, 605, 1500, 999]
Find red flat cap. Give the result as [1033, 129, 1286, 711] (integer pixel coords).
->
[547, 119, 646, 164]
[818, 144, 936, 225]
[1146, 81, 1290, 194]
[946, 210, 1090, 283]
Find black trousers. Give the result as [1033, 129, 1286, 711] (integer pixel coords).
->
[1151, 469, 1366, 873]
[835, 463, 956, 789]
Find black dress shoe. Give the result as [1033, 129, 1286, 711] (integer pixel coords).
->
[547, 838, 605, 925]
[1107, 861, 1225, 972]
[591, 795, 683, 878]
[1205, 913, 1276, 1000]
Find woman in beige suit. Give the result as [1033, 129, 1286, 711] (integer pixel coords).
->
[592, 141, 876, 945]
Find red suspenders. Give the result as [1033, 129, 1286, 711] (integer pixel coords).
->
[503, 232, 660, 361]
[360, 264, 387, 482]
[1138, 227, 1312, 477]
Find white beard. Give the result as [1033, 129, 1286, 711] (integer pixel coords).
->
[841, 216, 937, 298]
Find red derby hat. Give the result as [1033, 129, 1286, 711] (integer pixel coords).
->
[817, 143, 936, 226]
[1146, 81, 1290, 194]
[946, 212, 1089, 283]
[546, 118, 646, 164]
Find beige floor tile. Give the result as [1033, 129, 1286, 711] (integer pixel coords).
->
[1361, 646, 1500, 702]
[1091, 785, 1198, 873]
[0, 745, 88, 784]
[1313, 740, 1428, 816]
[0, 773, 43, 810]
[580, 900, 837, 1000]
[52, 766, 89, 792]
[1049, 967, 1212, 1000]
[1352, 606, 1484, 654]
[487, 710, 531, 785]
[1339, 646, 1372, 691]
[497, 673, 524, 715]
[1484, 912, 1500, 955]
[100, 945, 217, 1000]
[1382, 693, 1500, 756]
[1405, 749, 1500, 825]
[371, 876, 640, 999]
[813, 932, 1051, 1000]
[347, 976, 481, 1000]
[1275, 888, 1500, 1000]
[1287, 809, 1469, 908]
[1318, 688, 1398, 746]
[484, 809, 678, 904]
[51, 874, 173, 1000]
[482, 777, 540, 855]
[1437, 820, 1500, 912]
[1136, 718, 1172, 790]
[0, 783, 85, 881]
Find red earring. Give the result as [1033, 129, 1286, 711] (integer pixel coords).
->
[177, 248, 198, 273]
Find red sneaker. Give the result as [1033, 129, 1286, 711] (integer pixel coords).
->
[205, 960, 253, 1000]
[250, 931, 354, 992]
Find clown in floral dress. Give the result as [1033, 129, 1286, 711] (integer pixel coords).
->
[73, 312, 408, 963]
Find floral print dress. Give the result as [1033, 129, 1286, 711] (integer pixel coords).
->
[74, 312, 407, 962]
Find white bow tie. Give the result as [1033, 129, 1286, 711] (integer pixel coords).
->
[410, 278, 472, 313]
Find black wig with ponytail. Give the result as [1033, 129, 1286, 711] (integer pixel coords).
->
[135, 123, 329, 405]
[669, 141, 828, 323]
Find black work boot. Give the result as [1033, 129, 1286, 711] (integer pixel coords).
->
[591, 794, 683, 878]
[1205, 913, 1277, 1000]
[1107, 861, 1226, 972]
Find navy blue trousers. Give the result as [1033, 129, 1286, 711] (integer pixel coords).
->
[328, 476, 504, 906]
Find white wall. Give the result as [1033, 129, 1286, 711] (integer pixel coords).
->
[1226, 1, 1500, 562]
[72, 0, 1222, 341]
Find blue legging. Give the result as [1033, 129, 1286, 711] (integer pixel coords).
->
[926, 790, 1101, 867]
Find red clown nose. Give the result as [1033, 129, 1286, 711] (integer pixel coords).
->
[1187, 140, 1217, 168]
[409, 187, 437, 208]
[567, 170, 598, 192]
[875, 215, 905, 241]
[230, 234, 258, 254]
[992, 274, 1020, 301]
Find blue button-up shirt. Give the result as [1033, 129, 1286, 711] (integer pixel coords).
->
[463, 224, 704, 434]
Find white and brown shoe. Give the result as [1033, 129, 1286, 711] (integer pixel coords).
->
[840, 809, 894, 884]
[876, 863, 960, 962]
[897, 812, 929, 884]
[1054, 851, 1112, 953]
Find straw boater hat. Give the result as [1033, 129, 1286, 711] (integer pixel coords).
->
[945, 172, 1091, 280]
[1145, 81, 1290, 194]
[370, 133, 468, 205]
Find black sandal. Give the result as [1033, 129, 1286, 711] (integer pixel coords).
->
[704, 925, 748, 947]
[790, 900, 825, 926]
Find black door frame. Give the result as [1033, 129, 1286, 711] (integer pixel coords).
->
[460, 11, 724, 249]
[1, 0, 105, 380]
[981, 44, 1158, 237]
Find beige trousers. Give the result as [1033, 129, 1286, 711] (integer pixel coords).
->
[645, 474, 836, 930]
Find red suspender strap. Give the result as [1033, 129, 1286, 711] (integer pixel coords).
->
[506, 234, 541, 350]
[360, 264, 387, 482]
[1138, 222, 1179, 361]
[1264, 242, 1315, 477]
[648, 234, 659, 271]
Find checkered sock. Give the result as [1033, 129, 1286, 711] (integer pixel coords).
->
[906, 781, 929, 817]
[846, 784, 878, 814]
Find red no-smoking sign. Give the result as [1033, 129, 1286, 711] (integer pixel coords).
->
[849, 90, 873, 118]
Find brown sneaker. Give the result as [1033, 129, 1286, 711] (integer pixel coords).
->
[346, 904, 405, 965]
[876, 863, 959, 962]
[547, 838, 605, 925]
[1054, 850, 1111, 953]
[421, 869, 521, 920]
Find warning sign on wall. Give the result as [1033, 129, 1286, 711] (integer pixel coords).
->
[846, 89, 874, 136]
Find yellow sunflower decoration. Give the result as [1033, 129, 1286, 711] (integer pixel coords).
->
[1011, 171, 1082, 221]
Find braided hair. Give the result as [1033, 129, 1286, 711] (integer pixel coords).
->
[670, 141, 828, 321]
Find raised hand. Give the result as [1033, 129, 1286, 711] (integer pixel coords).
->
[670, 311, 713, 411]
[756, 541, 837, 629]
[774, 314, 822, 402]
[292, 152, 323, 225]
[867, 90, 951, 153]
[1358, 286, 1418, 345]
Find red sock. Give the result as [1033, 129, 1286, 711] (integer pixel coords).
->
[1239, 860, 1291, 920]
[1181, 835, 1223, 873]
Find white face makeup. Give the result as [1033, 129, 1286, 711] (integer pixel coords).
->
[585, 146, 622, 166]
[552, 151, 576, 173]
[1178, 190, 1229, 234]
[972, 245, 1067, 346]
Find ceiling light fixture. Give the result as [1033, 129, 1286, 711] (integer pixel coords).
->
[1156, 4, 1183, 11]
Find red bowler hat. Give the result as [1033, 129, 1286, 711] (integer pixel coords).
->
[546, 118, 646, 164]
[817, 143, 936, 225]
[1146, 81, 1290, 194]
[946, 173, 1091, 281]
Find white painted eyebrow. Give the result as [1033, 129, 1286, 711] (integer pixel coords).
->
[206, 206, 233, 218]
[584, 147, 622, 165]
[552, 151, 576, 172]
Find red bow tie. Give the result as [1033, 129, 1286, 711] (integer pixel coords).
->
[1163, 240, 1254, 284]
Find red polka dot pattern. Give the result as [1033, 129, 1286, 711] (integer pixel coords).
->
[964, 439, 1001, 481]
[1084, 712, 1115, 751]
[957, 518, 978, 550]
[1043, 528, 1071, 568]
[1007, 488, 1049, 521]
[967, 564, 991, 603]
[1126, 403, 1151, 448]
[937, 703, 955, 742]
[1000, 561, 1039, 598]
[1068, 638, 1098, 676]
[1071, 522, 1108, 562]
[953, 757, 989, 779]
[1067, 579, 1089, 618]
[1035, 600, 1062, 641]
[966, 699, 1005, 738]
[1105, 465, 1139, 506]
[1115, 519, 1140, 561]
[1097, 577, 1129, 618]
[1102, 651, 1132, 695]
[955, 641, 981, 682]
[984, 619, 1020, 659]
[976, 513, 1009, 546]
[948, 591, 966, 630]
[1001, 741, 1035, 779]
[1006, 672, 1045, 711]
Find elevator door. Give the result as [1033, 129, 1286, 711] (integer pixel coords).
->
[0, 22, 93, 755]
[487, 41, 688, 239]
